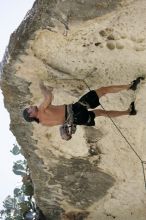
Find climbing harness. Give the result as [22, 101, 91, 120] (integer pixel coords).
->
[59, 104, 77, 141]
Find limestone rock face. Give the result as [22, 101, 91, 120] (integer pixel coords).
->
[1, 0, 146, 219]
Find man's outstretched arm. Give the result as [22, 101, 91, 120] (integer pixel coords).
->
[39, 81, 54, 109]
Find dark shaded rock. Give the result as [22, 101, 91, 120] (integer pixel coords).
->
[51, 158, 115, 209]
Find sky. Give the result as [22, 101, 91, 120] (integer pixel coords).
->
[0, 0, 35, 210]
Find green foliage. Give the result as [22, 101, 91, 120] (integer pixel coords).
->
[0, 145, 44, 220]
[0, 191, 34, 219]
[19, 201, 30, 214]
[22, 183, 34, 197]
[14, 164, 25, 171]
[13, 188, 22, 197]
[3, 196, 16, 210]
[14, 216, 22, 220]
[12, 160, 27, 176]
[13, 169, 26, 176]
[10, 144, 21, 155]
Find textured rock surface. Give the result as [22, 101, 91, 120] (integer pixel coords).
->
[1, 0, 146, 219]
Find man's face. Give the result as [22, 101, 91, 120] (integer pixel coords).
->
[27, 106, 38, 117]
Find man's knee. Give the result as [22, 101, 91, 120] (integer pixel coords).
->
[95, 87, 106, 98]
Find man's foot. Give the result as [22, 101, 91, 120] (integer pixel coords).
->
[129, 76, 145, 91]
[129, 102, 137, 115]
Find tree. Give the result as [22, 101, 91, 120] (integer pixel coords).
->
[0, 144, 45, 220]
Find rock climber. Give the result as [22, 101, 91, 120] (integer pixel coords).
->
[23, 77, 144, 140]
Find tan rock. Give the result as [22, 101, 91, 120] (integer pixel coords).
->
[116, 41, 124, 49]
[1, 0, 146, 219]
[106, 40, 116, 50]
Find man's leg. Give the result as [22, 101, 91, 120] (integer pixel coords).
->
[96, 77, 144, 98]
[92, 101, 136, 118]
[95, 85, 130, 98]
[93, 109, 129, 118]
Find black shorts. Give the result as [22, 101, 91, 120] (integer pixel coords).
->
[78, 90, 100, 109]
[72, 90, 100, 126]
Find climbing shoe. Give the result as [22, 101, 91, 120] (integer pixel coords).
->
[129, 76, 145, 91]
[129, 102, 137, 115]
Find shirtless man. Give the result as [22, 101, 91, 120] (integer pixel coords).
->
[23, 77, 144, 127]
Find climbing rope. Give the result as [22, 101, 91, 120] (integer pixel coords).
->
[58, 76, 146, 189]
[80, 78, 146, 190]
[100, 103, 146, 190]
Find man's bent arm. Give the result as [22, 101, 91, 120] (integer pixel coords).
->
[39, 82, 54, 109]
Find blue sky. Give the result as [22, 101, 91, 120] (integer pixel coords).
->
[0, 0, 35, 209]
